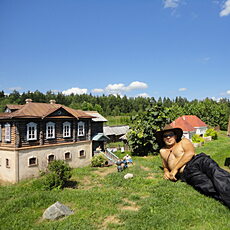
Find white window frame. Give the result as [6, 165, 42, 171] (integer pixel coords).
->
[46, 122, 55, 139]
[28, 156, 38, 167]
[5, 123, 11, 142]
[63, 121, 71, 138]
[27, 122, 37, 141]
[0, 124, 2, 142]
[78, 121, 85, 136]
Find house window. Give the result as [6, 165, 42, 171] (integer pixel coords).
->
[0, 124, 2, 142]
[48, 154, 55, 163]
[28, 156, 38, 166]
[27, 122, 37, 141]
[79, 150, 85, 157]
[63, 122, 71, 138]
[6, 158, 10, 168]
[46, 122, 55, 139]
[65, 152, 71, 160]
[5, 123, 11, 142]
[78, 121, 85, 136]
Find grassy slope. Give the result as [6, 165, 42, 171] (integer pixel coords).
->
[0, 132, 229, 230]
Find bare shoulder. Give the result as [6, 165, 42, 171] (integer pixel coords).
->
[180, 138, 195, 151]
[159, 148, 167, 157]
[159, 148, 164, 155]
[181, 138, 192, 145]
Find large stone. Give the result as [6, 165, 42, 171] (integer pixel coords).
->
[124, 173, 134, 179]
[43, 201, 74, 220]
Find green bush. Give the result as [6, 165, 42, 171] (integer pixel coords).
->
[91, 153, 107, 167]
[204, 128, 218, 140]
[42, 160, 72, 190]
[192, 134, 205, 143]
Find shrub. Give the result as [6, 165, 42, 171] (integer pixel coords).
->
[42, 160, 72, 190]
[192, 134, 205, 143]
[91, 153, 107, 167]
[204, 128, 218, 140]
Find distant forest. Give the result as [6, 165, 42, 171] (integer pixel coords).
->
[0, 90, 230, 130]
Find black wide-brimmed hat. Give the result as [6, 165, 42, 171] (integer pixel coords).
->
[154, 125, 183, 147]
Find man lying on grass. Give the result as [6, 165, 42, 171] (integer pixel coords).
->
[155, 126, 230, 209]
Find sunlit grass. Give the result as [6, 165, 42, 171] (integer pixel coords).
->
[0, 131, 229, 229]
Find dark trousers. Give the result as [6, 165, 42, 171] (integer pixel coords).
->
[181, 153, 230, 208]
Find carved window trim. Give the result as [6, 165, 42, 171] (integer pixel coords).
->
[46, 122, 55, 139]
[27, 122, 37, 141]
[5, 123, 11, 142]
[63, 121, 71, 138]
[0, 124, 2, 142]
[78, 121, 85, 137]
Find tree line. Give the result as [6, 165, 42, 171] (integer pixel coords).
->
[0, 90, 229, 130]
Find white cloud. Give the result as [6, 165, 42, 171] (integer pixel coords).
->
[8, 86, 23, 91]
[163, 0, 180, 8]
[226, 90, 230, 94]
[105, 83, 125, 93]
[62, 87, 88, 95]
[178, 88, 187, 92]
[51, 89, 59, 94]
[212, 96, 223, 102]
[105, 81, 148, 94]
[136, 93, 150, 98]
[126, 81, 148, 91]
[220, 0, 230, 16]
[92, 88, 104, 93]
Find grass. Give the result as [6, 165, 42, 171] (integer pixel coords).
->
[105, 116, 131, 126]
[0, 132, 230, 229]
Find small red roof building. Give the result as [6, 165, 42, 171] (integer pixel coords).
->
[170, 115, 208, 139]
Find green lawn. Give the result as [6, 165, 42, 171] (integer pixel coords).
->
[0, 132, 229, 230]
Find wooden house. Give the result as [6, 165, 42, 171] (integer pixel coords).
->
[0, 99, 108, 183]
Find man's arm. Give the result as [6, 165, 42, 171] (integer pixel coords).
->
[160, 149, 171, 180]
[169, 138, 195, 181]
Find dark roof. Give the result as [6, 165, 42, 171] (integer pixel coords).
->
[92, 133, 110, 141]
[0, 102, 93, 120]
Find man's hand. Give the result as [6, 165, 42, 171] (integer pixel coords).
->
[169, 169, 178, 181]
[163, 170, 170, 180]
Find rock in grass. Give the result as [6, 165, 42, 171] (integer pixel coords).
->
[43, 201, 74, 220]
[124, 173, 134, 179]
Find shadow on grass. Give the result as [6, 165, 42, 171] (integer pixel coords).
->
[64, 180, 79, 189]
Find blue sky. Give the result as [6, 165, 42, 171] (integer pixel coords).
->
[0, 0, 230, 101]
